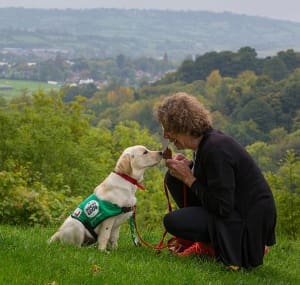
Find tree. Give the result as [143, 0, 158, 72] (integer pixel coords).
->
[193, 51, 220, 80]
[205, 70, 222, 105]
[236, 98, 276, 133]
[206, 69, 222, 88]
[37, 60, 66, 81]
[269, 127, 288, 144]
[277, 49, 300, 72]
[116, 54, 127, 69]
[236, 46, 258, 73]
[265, 150, 300, 239]
[246, 141, 273, 172]
[177, 58, 195, 82]
[262, 57, 288, 80]
[292, 110, 300, 132]
[106, 86, 134, 106]
[211, 110, 229, 131]
[225, 119, 265, 146]
[281, 80, 300, 115]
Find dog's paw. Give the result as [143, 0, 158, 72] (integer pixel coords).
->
[107, 240, 118, 250]
[98, 246, 111, 254]
[102, 249, 111, 254]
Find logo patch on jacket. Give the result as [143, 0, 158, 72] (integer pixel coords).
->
[71, 194, 125, 229]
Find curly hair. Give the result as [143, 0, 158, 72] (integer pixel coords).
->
[155, 92, 212, 137]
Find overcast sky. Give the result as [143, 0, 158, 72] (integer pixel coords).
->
[1, 0, 300, 23]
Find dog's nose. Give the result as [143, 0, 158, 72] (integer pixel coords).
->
[159, 151, 163, 156]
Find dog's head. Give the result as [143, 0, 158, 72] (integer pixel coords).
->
[114, 145, 163, 181]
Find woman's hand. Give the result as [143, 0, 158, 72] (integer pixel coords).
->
[173, 153, 192, 166]
[166, 156, 196, 187]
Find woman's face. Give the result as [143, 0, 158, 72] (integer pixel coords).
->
[162, 125, 187, 150]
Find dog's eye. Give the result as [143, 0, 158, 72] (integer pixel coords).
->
[143, 150, 148, 155]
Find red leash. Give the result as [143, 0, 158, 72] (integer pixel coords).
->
[133, 176, 216, 258]
[133, 178, 187, 251]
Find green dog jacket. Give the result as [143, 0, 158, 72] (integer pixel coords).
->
[71, 194, 131, 229]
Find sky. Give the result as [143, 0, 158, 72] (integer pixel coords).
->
[0, 0, 300, 23]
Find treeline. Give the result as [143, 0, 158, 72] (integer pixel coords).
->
[159, 47, 300, 83]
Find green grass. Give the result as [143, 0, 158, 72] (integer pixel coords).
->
[0, 225, 299, 285]
[0, 79, 60, 98]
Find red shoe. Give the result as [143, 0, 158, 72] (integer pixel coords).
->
[264, 245, 269, 254]
[167, 237, 194, 254]
[177, 242, 215, 257]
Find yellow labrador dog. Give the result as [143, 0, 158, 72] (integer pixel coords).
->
[50, 145, 162, 251]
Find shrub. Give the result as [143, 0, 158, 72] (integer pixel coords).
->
[265, 150, 300, 239]
[0, 161, 82, 226]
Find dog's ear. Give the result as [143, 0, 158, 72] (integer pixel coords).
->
[115, 153, 132, 176]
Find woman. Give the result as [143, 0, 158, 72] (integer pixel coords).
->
[156, 92, 276, 269]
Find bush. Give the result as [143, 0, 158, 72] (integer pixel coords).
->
[272, 188, 300, 239]
[0, 161, 82, 226]
[265, 150, 300, 239]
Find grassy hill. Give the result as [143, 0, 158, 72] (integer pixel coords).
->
[0, 8, 300, 61]
[0, 225, 299, 285]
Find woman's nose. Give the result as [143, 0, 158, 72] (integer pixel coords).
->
[163, 131, 170, 139]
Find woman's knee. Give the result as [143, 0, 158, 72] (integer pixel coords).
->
[163, 212, 176, 233]
[163, 212, 171, 228]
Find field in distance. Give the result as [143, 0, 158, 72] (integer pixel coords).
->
[0, 79, 60, 98]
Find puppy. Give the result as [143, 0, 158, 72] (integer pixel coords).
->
[49, 145, 162, 251]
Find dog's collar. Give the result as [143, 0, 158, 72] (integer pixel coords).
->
[113, 171, 146, 191]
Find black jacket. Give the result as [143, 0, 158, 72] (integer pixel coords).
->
[190, 128, 276, 267]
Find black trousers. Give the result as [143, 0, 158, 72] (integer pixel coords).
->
[163, 173, 211, 243]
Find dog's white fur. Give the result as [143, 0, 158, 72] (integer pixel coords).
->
[49, 145, 162, 251]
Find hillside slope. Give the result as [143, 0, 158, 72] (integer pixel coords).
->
[0, 8, 300, 60]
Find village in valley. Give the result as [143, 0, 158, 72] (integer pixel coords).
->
[0, 47, 175, 91]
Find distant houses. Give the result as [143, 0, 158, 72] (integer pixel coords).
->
[47, 81, 58, 85]
[47, 77, 95, 87]
[79, 78, 94, 85]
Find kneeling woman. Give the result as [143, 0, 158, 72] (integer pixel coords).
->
[155, 92, 276, 269]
